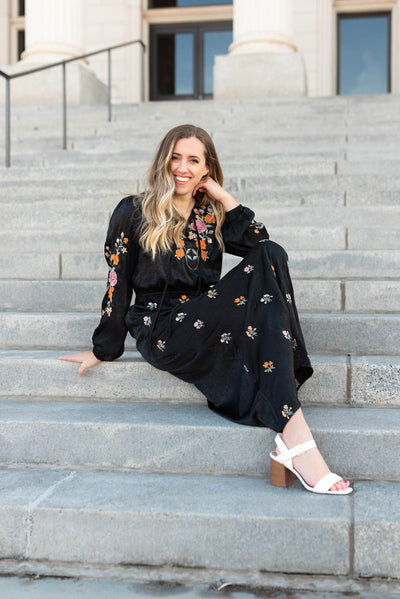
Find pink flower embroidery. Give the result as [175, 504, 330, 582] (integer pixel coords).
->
[109, 270, 117, 287]
[194, 219, 207, 234]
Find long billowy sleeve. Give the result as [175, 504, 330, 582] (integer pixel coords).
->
[92, 196, 139, 361]
[222, 204, 269, 257]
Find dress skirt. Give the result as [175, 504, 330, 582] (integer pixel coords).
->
[126, 239, 313, 432]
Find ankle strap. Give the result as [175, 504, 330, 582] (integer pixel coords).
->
[274, 434, 316, 464]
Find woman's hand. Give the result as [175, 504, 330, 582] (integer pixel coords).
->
[58, 351, 100, 377]
[193, 176, 239, 212]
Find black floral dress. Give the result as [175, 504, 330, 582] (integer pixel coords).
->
[92, 196, 313, 432]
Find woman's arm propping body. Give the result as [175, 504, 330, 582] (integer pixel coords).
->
[59, 197, 138, 375]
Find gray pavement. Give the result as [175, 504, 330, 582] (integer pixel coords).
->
[0, 577, 399, 599]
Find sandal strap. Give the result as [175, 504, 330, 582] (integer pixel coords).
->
[274, 434, 316, 464]
[313, 472, 342, 493]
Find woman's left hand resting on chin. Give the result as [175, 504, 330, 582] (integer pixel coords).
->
[58, 351, 100, 377]
[193, 176, 239, 212]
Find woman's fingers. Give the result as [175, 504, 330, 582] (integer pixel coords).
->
[58, 351, 100, 376]
[58, 353, 85, 363]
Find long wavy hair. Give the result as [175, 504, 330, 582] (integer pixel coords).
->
[139, 124, 225, 259]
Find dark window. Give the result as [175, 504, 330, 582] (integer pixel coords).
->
[149, 1, 232, 7]
[18, 0, 25, 16]
[17, 30, 25, 60]
[337, 12, 391, 94]
[150, 22, 232, 100]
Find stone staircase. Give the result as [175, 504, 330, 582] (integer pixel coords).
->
[0, 95, 399, 589]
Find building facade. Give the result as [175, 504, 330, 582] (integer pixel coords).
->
[0, 0, 399, 103]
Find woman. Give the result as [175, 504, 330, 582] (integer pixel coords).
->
[60, 124, 351, 495]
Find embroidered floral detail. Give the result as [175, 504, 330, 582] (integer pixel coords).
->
[282, 330, 292, 341]
[286, 293, 292, 304]
[246, 326, 257, 339]
[263, 360, 275, 373]
[292, 338, 298, 350]
[179, 295, 190, 303]
[207, 289, 218, 299]
[249, 218, 264, 234]
[281, 404, 294, 419]
[220, 332, 232, 344]
[157, 340, 166, 352]
[147, 302, 158, 311]
[244, 264, 254, 274]
[175, 240, 185, 260]
[234, 296, 247, 306]
[109, 270, 117, 287]
[143, 316, 152, 326]
[243, 364, 249, 373]
[103, 232, 129, 317]
[260, 293, 273, 304]
[176, 312, 187, 322]
[194, 319, 205, 329]
[271, 265, 276, 276]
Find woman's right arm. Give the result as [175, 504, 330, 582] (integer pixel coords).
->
[59, 196, 139, 374]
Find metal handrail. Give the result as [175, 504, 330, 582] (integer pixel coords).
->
[0, 39, 146, 167]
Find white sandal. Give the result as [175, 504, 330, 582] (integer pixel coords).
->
[269, 433, 353, 495]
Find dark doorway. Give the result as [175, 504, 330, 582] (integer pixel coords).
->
[150, 22, 232, 100]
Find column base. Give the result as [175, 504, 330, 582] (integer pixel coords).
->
[0, 61, 108, 106]
[213, 52, 307, 99]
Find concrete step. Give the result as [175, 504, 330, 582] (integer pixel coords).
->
[0, 467, 399, 579]
[0, 226, 348, 253]
[1, 350, 399, 407]
[2, 279, 400, 313]
[1, 400, 399, 481]
[4, 250, 399, 281]
[2, 311, 399, 354]
[4, 204, 399, 231]
[0, 278, 343, 313]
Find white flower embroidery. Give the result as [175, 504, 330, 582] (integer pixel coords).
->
[260, 294, 273, 304]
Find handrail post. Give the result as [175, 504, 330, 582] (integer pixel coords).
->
[5, 78, 11, 167]
[107, 48, 112, 122]
[141, 43, 145, 102]
[62, 62, 67, 149]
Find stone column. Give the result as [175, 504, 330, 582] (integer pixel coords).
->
[3, 0, 107, 105]
[214, 0, 307, 99]
[21, 0, 84, 63]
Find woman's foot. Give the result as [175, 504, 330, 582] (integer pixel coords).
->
[278, 408, 350, 493]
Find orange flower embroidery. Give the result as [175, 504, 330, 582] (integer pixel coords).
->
[201, 250, 208, 261]
[200, 239, 206, 250]
[175, 248, 185, 259]
[179, 295, 190, 303]
[112, 254, 119, 266]
[204, 214, 215, 224]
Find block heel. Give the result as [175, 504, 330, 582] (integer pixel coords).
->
[270, 456, 294, 487]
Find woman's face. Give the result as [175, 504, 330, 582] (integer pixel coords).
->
[170, 136, 209, 199]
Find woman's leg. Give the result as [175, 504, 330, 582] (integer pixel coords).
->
[279, 408, 350, 492]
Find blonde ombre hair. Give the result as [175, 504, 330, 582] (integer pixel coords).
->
[139, 124, 225, 259]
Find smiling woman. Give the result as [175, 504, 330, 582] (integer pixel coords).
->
[59, 123, 352, 496]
